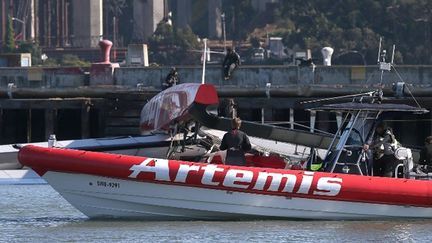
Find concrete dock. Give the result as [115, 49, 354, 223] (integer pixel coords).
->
[0, 65, 431, 147]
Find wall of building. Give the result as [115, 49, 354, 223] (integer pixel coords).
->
[132, 0, 165, 42]
[72, 0, 102, 47]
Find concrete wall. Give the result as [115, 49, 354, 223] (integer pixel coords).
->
[72, 0, 103, 47]
[0, 67, 86, 88]
[133, 0, 165, 42]
[114, 65, 432, 89]
[0, 65, 432, 90]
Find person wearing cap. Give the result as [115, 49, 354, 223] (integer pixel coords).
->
[220, 117, 251, 166]
[363, 122, 400, 177]
[163, 67, 180, 90]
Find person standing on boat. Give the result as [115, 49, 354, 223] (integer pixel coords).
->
[222, 48, 241, 80]
[363, 122, 401, 177]
[418, 136, 432, 172]
[163, 67, 180, 90]
[220, 117, 251, 166]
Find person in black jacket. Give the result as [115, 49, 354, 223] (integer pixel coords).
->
[222, 48, 241, 80]
[220, 117, 251, 166]
[418, 136, 432, 172]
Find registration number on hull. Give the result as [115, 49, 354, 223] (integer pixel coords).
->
[96, 180, 120, 188]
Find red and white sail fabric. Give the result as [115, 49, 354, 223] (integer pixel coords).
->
[19, 145, 432, 209]
[139, 83, 218, 134]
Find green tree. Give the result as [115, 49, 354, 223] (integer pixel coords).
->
[238, 0, 432, 64]
[148, 21, 200, 65]
[222, 0, 256, 41]
[3, 16, 16, 53]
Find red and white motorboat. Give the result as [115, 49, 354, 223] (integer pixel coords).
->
[17, 143, 432, 220]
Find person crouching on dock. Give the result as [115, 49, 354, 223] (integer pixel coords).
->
[222, 48, 241, 80]
[163, 67, 180, 90]
[220, 118, 251, 166]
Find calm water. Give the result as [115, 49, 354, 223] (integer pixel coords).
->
[1, 185, 432, 243]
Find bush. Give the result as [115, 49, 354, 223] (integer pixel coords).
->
[61, 54, 90, 67]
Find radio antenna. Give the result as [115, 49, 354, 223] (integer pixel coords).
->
[201, 39, 207, 84]
[377, 37, 382, 64]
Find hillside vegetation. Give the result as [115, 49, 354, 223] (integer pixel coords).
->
[219, 0, 432, 64]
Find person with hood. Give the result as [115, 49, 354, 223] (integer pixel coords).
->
[163, 67, 180, 90]
[220, 117, 251, 166]
[222, 48, 241, 80]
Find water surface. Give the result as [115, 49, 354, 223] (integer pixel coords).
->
[1, 185, 431, 242]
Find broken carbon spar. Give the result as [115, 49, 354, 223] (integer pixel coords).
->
[189, 103, 336, 150]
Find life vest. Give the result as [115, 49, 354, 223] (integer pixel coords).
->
[311, 162, 322, 171]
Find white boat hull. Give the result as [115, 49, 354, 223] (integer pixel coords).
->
[44, 171, 432, 220]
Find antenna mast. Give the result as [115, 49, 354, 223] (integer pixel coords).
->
[201, 39, 208, 84]
[391, 44, 396, 64]
[378, 37, 393, 86]
[377, 37, 382, 64]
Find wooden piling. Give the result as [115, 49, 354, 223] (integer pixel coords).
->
[27, 109, 32, 143]
[81, 102, 90, 139]
[44, 109, 56, 140]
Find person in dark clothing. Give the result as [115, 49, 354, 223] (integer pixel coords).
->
[163, 67, 180, 90]
[220, 117, 251, 166]
[418, 136, 432, 172]
[222, 48, 241, 80]
[363, 122, 400, 177]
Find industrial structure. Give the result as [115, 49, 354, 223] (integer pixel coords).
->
[0, 0, 239, 49]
